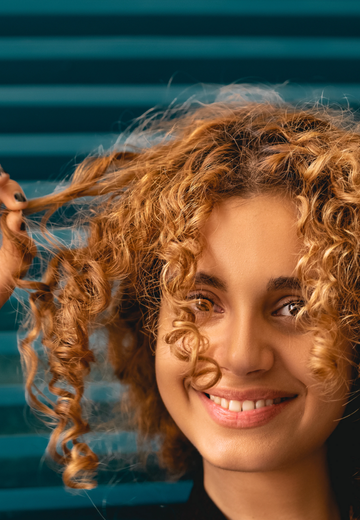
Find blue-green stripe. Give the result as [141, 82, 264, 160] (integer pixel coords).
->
[0, 133, 117, 156]
[0, 37, 360, 60]
[0, 481, 193, 510]
[0, 382, 122, 406]
[0, 431, 138, 458]
[0, 84, 359, 106]
[0, 0, 357, 16]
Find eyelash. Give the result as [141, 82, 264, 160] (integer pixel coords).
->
[187, 292, 305, 318]
[274, 299, 305, 318]
[187, 292, 223, 314]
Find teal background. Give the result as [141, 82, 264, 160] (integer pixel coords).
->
[0, 1, 360, 518]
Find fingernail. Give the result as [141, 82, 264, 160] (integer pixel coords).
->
[14, 192, 26, 203]
[20, 222, 26, 231]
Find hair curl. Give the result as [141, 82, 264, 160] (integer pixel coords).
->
[8, 87, 360, 517]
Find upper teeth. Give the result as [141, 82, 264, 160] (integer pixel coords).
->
[209, 395, 283, 411]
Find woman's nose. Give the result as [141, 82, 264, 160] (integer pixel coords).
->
[212, 311, 275, 377]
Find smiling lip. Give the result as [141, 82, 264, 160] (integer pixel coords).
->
[198, 389, 298, 429]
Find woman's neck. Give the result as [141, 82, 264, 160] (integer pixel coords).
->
[203, 448, 341, 520]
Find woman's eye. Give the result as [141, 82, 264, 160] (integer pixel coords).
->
[275, 299, 305, 318]
[187, 293, 223, 314]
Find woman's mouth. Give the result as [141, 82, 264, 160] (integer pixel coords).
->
[199, 392, 298, 429]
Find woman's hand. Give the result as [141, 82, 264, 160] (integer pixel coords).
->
[0, 169, 29, 309]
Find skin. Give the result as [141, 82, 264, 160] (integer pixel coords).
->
[156, 195, 351, 520]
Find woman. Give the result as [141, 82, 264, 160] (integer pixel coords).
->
[1, 88, 359, 519]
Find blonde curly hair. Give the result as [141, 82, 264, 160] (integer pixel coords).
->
[8, 87, 360, 517]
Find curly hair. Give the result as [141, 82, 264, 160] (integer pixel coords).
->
[8, 87, 360, 516]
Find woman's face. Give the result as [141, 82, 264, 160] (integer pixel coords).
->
[155, 195, 351, 473]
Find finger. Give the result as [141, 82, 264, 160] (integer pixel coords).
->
[1, 211, 32, 280]
[0, 179, 28, 211]
[0, 164, 12, 189]
[0, 207, 32, 309]
[0, 170, 10, 188]
[6, 210, 26, 235]
[1, 211, 25, 263]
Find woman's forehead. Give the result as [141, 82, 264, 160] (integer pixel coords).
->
[201, 195, 300, 248]
[198, 195, 303, 290]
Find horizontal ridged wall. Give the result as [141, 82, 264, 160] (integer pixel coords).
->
[0, 2, 359, 518]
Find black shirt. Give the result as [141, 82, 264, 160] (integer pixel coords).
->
[173, 478, 352, 520]
[157, 470, 226, 520]
[160, 471, 354, 520]
[177, 475, 226, 520]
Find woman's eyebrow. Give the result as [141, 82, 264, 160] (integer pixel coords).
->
[194, 272, 228, 291]
[266, 276, 302, 292]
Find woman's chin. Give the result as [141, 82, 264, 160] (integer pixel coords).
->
[197, 440, 293, 474]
